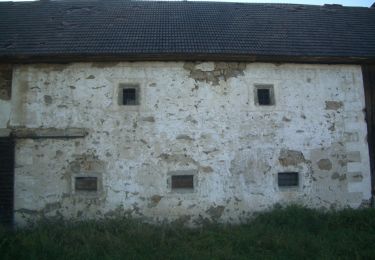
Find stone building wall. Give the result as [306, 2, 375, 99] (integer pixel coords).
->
[2, 62, 371, 225]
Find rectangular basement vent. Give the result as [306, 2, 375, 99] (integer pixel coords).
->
[278, 172, 299, 187]
[171, 175, 194, 190]
[75, 177, 98, 191]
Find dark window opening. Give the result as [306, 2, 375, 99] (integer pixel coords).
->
[75, 177, 98, 191]
[0, 67, 12, 101]
[0, 137, 15, 227]
[171, 175, 194, 189]
[257, 88, 271, 105]
[278, 172, 299, 187]
[122, 88, 137, 105]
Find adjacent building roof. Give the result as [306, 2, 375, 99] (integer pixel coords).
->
[0, 0, 375, 63]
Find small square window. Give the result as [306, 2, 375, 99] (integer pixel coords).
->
[171, 175, 194, 190]
[123, 88, 136, 105]
[75, 177, 98, 191]
[278, 172, 299, 187]
[119, 84, 139, 105]
[255, 85, 275, 106]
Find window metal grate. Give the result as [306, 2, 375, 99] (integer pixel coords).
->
[278, 172, 299, 187]
[257, 88, 271, 105]
[122, 88, 137, 105]
[75, 177, 98, 191]
[171, 175, 194, 189]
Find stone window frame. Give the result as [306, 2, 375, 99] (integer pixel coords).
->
[254, 84, 275, 106]
[111, 78, 143, 111]
[71, 173, 103, 197]
[118, 83, 140, 106]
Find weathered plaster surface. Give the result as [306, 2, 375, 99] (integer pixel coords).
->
[7, 62, 371, 226]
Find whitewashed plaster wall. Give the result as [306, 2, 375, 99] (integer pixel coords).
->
[0, 99, 10, 131]
[7, 62, 371, 226]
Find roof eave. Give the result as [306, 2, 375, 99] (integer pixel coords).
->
[1, 53, 374, 65]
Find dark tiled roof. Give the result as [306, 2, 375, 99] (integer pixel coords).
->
[0, 0, 375, 63]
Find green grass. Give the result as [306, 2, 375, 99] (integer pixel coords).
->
[1, 205, 375, 259]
